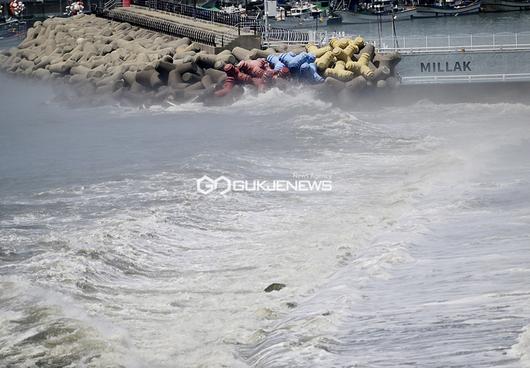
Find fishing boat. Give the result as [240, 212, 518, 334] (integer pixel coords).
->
[481, 0, 530, 11]
[219, 4, 245, 13]
[413, 0, 481, 17]
[274, 2, 321, 20]
[270, 1, 342, 27]
[338, 0, 416, 24]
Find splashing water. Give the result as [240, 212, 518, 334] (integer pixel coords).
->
[1, 74, 530, 367]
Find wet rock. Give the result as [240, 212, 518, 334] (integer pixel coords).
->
[232, 46, 251, 62]
[264, 283, 286, 292]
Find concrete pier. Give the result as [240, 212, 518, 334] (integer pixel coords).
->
[382, 34, 530, 85]
[309, 31, 530, 85]
[104, 6, 261, 52]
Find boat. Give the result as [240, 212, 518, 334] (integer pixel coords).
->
[269, 1, 342, 27]
[219, 4, 245, 13]
[338, 8, 417, 23]
[275, 2, 322, 20]
[413, 0, 481, 17]
[338, 0, 416, 24]
[481, 0, 530, 11]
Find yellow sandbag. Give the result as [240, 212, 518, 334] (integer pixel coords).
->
[359, 53, 374, 78]
[344, 41, 359, 58]
[306, 44, 332, 58]
[330, 37, 364, 61]
[350, 52, 374, 79]
[352, 36, 365, 49]
[315, 50, 335, 72]
[345, 60, 356, 72]
[330, 38, 349, 49]
[333, 47, 356, 71]
[324, 60, 355, 82]
[332, 47, 350, 63]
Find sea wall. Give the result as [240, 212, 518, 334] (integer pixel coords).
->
[0, 14, 401, 105]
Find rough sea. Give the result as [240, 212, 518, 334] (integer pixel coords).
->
[1, 72, 529, 367]
[2, 14, 530, 365]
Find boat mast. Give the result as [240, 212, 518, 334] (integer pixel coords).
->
[391, 6, 399, 48]
[264, 0, 269, 47]
[377, 0, 383, 48]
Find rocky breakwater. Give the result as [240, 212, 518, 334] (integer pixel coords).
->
[0, 14, 401, 105]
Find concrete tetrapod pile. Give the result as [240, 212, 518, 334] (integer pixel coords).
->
[0, 14, 401, 105]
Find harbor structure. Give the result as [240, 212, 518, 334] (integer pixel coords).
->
[3, 0, 530, 93]
[98, 1, 530, 86]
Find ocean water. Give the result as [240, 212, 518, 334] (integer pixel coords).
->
[1, 72, 530, 368]
[309, 12, 530, 39]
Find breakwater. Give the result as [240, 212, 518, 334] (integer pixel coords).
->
[0, 14, 400, 105]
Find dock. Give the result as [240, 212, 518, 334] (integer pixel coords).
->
[101, 0, 530, 86]
[101, 1, 261, 51]
[264, 29, 530, 85]
[375, 32, 530, 85]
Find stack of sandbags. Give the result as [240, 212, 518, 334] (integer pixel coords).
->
[0, 15, 235, 104]
[305, 36, 401, 95]
[0, 14, 401, 105]
[202, 38, 401, 98]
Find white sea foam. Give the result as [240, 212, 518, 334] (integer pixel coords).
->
[511, 325, 530, 367]
[2, 75, 530, 367]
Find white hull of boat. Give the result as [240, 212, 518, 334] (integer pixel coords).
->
[338, 9, 417, 23]
[269, 16, 324, 28]
[413, 1, 481, 16]
[269, 14, 342, 28]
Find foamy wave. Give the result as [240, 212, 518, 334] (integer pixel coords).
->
[114, 86, 332, 118]
[510, 325, 530, 367]
[4, 78, 530, 367]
